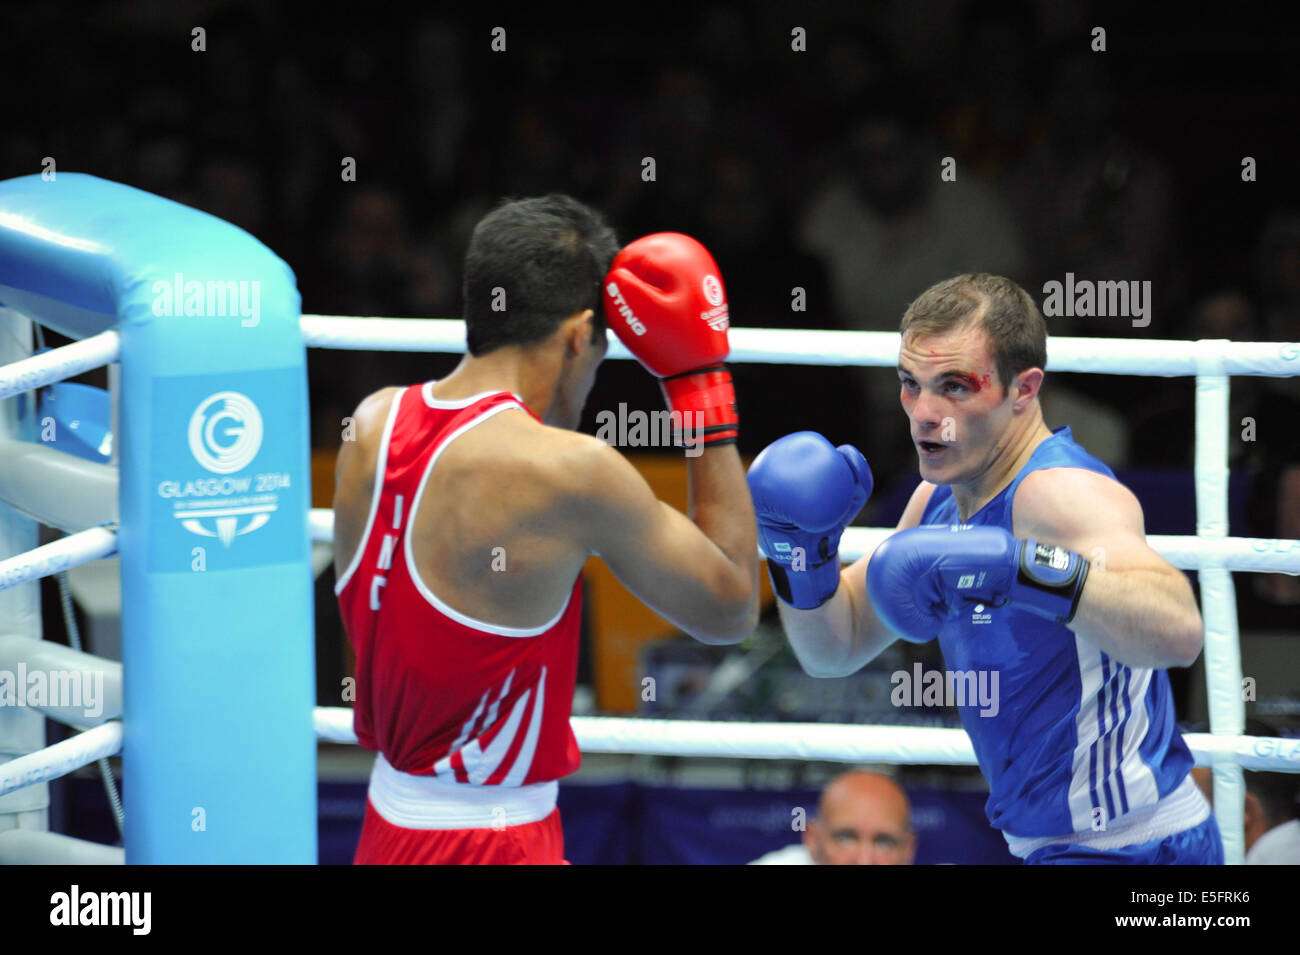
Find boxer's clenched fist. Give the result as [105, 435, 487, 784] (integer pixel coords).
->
[866, 525, 1090, 644]
[603, 233, 737, 447]
[747, 431, 873, 608]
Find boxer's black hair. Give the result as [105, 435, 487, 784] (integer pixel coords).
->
[899, 274, 1047, 397]
[463, 194, 619, 355]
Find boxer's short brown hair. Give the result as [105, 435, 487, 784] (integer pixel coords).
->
[899, 274, 1047, 396]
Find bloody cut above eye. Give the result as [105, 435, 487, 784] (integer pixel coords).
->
[899, 369, 981, 392]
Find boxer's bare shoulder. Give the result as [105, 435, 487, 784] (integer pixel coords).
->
[1013, 466, 1144, 545]
[1011, 466, 1184, 588]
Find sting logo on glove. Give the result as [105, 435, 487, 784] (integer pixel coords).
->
[605, 281, 647, 336]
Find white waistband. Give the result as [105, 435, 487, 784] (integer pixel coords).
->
[1004, 775, 1211, 859]
[367, 752, 558, 830]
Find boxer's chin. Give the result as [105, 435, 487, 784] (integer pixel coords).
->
[917, 442, 951, 477]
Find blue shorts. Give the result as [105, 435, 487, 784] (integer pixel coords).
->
[1025, 815, 1224, 865]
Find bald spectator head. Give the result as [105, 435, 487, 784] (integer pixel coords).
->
[803, 771, 917, 865]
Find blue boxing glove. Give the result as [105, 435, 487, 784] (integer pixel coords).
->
[747, 432, 873, 609]
[866, 525, 1090, 644]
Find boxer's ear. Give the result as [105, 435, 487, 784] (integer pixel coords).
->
[560, 308, 595, 356]
[1013, 367, 1044, 407]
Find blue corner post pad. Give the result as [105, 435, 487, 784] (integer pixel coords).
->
[0, 174, 317, 863]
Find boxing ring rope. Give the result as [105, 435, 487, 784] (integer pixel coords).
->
[312, 707, 1299, 771]
[0, 526, 117, 593]
[0, 329, 120, 401]
[0, 175, 1295, 864]
[9, 709, 1293, 798]
[299, 316, 1300, 375]
[306, 510, 1300, 575]
[0, 722, 122, 800]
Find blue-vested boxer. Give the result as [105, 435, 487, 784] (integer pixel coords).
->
[748, 273, 1222, 864]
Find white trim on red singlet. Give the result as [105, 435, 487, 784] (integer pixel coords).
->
[422, 381, 525, 409]
[402, 401, 575, 637]
[368, 752, 558, 829]
[334, 387, 407, 594]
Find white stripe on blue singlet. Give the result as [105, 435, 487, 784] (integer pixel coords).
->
[1069, 635, 1161, 833]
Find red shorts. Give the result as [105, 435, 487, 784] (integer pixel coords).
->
[353, 798, 567, 865]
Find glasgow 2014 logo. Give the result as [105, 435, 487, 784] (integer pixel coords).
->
[156, 391, 286, 548]
[187, 391, 263, 474]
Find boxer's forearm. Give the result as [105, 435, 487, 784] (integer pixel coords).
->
[686, 444, 760, 626]
[780, 572, 894, 677]
[1069, 568, 1203, 669]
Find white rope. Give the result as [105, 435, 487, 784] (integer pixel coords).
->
[0, 525, 117, 593]
[308, 508, 335, 545]
[9, 708, 1289, 814]
[1193, 733, 1300, 772]
[300, 316, 466, 353]
[0, 721, 122, 799]
[312, 707, 1300, 772]
[1140, 536, 1300, 574]
[842, 529, 1300, 573]
[1044, 337, 1299, 377]
[307, 508, 1299, 573]
[299, 316, 1300, 376]
[0, 329, 120, 401]
[572, 718, 976, 763]
[9, 709, 1289, 802]
[314, 706, 358, 744]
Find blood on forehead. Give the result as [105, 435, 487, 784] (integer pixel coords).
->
[900, 336, 1000, 394]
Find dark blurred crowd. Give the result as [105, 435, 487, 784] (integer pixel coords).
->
[5, 1, 1299, 625]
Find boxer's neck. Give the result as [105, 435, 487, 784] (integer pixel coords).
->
[431, 345, 561, 421]
[951, 404, 1053, 522]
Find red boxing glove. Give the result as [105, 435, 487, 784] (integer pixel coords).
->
[603, 233, 738, 447]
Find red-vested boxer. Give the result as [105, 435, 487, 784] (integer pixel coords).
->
[333, 196, 758, 864]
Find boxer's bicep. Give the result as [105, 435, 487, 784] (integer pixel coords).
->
[1017, 469, 1203, 666]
